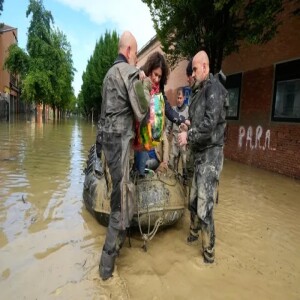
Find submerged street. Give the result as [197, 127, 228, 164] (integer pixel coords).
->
[0, 117, 299, 299]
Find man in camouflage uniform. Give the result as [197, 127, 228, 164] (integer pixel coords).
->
[167, 87, 189, 178]
[185, 60, 196, 183]
[97, 31, 151, 280]
[178, 51, 228, 263]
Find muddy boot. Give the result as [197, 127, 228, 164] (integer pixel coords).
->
[201, 222, 215, 263]
[203, 246, 215, 264]
[99, 248, 117, 281]
[99, 225, 120, 281]
[187, 211, 200, 243]
[186, 229, 199, 244]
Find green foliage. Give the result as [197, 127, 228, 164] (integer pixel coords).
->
[242, 0, 283, 44]
[80, 31, 119, 119]
[4, 44, 29, 76]
[0, 0, 3, 15]
[142, 0, 289, 73]
[45, 28, 75, 109]
[0, 0, 4, 27]
[26, 0, 53, 56]
[25, 0, 54, 105]
[21, 70, 53, 103]
[4, 0, 75, 114]
[76, 91, 85, 115]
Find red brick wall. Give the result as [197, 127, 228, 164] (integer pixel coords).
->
[137, 3, 300, 178]
[165, 60, 190, 106]
[0, 27, 18, 95]
[225, 123, 300, 179]
[224, 66, 300, 179]
[222, 2, 300, 179]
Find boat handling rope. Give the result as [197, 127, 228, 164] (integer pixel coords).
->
[138, 214, 164, 252]
[133, 168, 181, 251]
[136, 174, 168, 251]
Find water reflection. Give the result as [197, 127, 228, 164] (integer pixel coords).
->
[0, 118, 96, 242]
[0, 118, 299, 300]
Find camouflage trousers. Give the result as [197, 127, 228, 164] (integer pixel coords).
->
[169, 141, 187, 173]
[189, 146, 224, 262]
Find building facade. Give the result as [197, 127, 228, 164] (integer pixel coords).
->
[0, 24, 20, 120]
[137, 4, 300, 179]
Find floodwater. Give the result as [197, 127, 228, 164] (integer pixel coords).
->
[0, 117, 299, 300]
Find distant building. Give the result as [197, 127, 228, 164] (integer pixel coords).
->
[0, 24, 20, 119]
[138, 2, 300, 178]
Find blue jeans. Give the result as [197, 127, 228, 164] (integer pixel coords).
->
[135, 151, 159, 176]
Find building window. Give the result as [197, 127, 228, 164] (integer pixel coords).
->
[225, 73, 242, 120]
[272, 59, 300, 122]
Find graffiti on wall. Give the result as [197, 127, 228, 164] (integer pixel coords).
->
[238, 126, 276, 151]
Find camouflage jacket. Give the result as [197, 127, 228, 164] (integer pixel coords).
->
[188, 73, 228, 153]
[167, 104, 189, 143]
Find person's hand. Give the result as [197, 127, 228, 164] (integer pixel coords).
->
[185, 119, 190, 126]
[179, 123, 188, 132]
[156, 161, 168, 173]
[161, 161, 168, 168]
[139, 70, 146, 80]
[178, 131, 188, 146]
[143, 77, 152, 92]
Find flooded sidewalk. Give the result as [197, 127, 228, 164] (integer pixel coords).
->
[0, 119, 299, 299]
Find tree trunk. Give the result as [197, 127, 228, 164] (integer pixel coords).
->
[42, 103, 46, 122]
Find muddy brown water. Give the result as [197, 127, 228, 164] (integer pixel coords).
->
[0, 117, 299, 299]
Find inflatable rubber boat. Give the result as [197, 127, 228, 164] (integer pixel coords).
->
[83, 144, 186, 248]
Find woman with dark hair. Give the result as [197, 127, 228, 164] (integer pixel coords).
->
[135, 51, 189, 177]
[141, 51, 187, 125]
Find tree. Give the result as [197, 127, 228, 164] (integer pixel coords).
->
[0, 0, 3, 16]
[4, 0, 75, 119]
[80, 31, 119, 120]
[26, 0, 53, 56]
[142, 0, 296, 73]
[46, 28, 75, 117]
[23, 0, 54, 107]
[4, 44, 29, 76]
[0, 0, 4, 28]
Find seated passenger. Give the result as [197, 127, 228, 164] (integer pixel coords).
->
[134, 52, 188, 177]
[135, 131, 169, 177]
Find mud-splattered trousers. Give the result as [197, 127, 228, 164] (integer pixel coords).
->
[167, 105, 189, 174]
[187, 74, 228, 262]
[98, 55, 151, 280]
[170, 142, 187, 173]
[99, 130, 135, 272]
[189, 146, 223, 262]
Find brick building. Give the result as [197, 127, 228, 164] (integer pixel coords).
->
[137, 4, 300, 179]
[0, 24, 20, 120]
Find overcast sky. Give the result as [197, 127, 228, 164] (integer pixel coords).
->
[1, 0, 156, 96]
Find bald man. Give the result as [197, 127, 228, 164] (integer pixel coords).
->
[98, 31, 151, 280]
[178, 50, 228, 263]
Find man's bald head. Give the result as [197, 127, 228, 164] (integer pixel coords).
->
[119, 31, 138, 66]
[192, 50, 210, 82]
